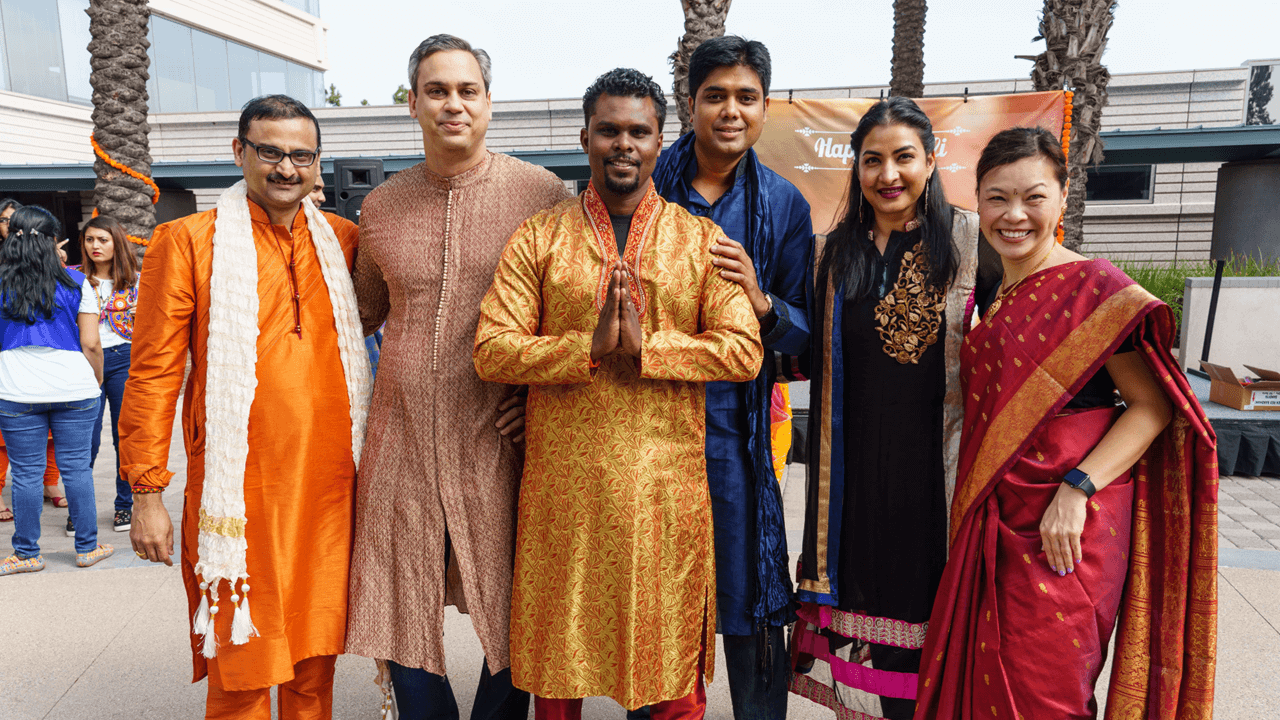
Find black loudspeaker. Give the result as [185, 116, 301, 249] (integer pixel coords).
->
[1210, 159, 1280, 263]
[333, 158, 385, 223]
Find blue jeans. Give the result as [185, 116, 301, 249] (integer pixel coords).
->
[0, 396, 101, 556]
[386, 658, 528, 720]
[90, 343, 132, 511]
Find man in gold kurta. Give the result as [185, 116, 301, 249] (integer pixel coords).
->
[122, 96, 368, 720]
[473, 69, 762, 719]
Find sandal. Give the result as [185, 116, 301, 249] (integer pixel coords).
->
[0, 508, 12, 522]
[76, 544, 114, 568]
[45, 495, 68, 508]
[1, 554, 45, 576]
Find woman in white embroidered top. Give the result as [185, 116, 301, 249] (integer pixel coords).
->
[0, 206, 110, 576]
[81, 216, 140, 534]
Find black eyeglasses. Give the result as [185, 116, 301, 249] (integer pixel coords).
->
[240, 138, 319, 167]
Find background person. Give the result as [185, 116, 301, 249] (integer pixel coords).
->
[793, 97, 978, 720]
[914, 127, 1218, 719]
[0, 198, 20, 240]
[0, 206, 110, 576]
[81, 215, 140, 533]
[309, 176, 326, 208]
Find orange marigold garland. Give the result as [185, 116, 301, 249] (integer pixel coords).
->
[90, 133, 158, 247]
[1058, 90, 1073, 245]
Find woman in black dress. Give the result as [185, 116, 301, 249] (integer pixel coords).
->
[792, 97, 978, 720]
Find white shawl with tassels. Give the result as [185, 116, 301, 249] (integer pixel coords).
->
[191, 180, 371, 657]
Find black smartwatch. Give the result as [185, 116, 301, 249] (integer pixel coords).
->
[1062, 468, 1097, 499]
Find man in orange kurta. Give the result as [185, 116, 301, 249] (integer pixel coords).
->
[120, 96, 365, 720]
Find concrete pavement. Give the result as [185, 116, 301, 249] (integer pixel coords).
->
[1, 419, 1278, 718]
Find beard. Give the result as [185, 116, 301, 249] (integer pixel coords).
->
[602, 155, 642, 195]
[604, 172, 641, 196]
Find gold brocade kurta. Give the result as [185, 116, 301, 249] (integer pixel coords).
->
[346, 152, 572, 676]
[118, 201, 359, 692]
[473, 182, 763, 708]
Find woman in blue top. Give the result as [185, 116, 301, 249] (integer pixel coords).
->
[0, 206, 110, 575]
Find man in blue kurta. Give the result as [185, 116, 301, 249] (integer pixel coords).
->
[651, 36, 812, 720]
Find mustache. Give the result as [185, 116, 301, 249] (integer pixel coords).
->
[267, 172, 302, 185]
[604, 154, 638, 167]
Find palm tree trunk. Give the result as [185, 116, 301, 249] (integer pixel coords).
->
[88, 0, 155, 252]
[889, 0, 928, 98]
[1032, 0, 1114, 252]
[670, 0, 732, 135]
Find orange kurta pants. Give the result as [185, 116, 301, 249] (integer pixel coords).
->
[205, 655, 336, 720]
[0, 438, 61, 491]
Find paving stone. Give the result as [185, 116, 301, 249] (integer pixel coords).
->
[1229, 489, 1261, 501]
[1219, 503, 1249, 512]
[1244, 525, 1280, 539]
[1227, 534, 1273, 550]
[1219, 533, 1239, 549]
[1240, 498, 1278, 510]
[1225, 506, 1260, 519]
[1221, 528, 1262, 540]
[1270, 538, 1280, 551]
[1218, 517, 1244, 531]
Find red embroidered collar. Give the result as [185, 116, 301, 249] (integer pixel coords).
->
[582, 180, 661, 317]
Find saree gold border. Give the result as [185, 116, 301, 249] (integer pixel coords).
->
[950, 284, 1152, 543]
[798, 274, 836, 595]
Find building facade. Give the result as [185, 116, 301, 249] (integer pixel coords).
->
[0, 2, 1273, 264]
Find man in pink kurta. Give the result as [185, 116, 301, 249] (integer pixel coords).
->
[344, 35, 571, 719]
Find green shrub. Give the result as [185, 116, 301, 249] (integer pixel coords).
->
[1114, 254, 1280, 339]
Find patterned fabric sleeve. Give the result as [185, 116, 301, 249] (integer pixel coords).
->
[474, 220, 594, 385]
[118, 221, 195, 491]
[640, 237, 763, 383]
[353, 227, 390, 336]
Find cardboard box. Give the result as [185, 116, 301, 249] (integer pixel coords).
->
[1200, 363, 1280, 411]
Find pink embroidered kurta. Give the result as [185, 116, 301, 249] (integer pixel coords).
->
[473, 181, 763, 708]
[345, 152, 572, 675]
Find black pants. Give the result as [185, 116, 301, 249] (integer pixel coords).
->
[386, 658, 528, 720]
[627, 625, 789, 720]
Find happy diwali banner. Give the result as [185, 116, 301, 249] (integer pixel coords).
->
[754, 91, 1066, 234]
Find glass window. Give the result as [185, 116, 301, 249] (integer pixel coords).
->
[1, 0, 68, 102]
[313, 69, 325, 107]
[192, 29, 230, 111]
[0, 2, 9, 92]
[152, 15, 195, 112]
[1085, 165, 1154, 204]
[279, 0, 320, 16]
[145, 20, 158, 113]
[258, 52, 285, 96]
[227, 40, 258, 111]
[286, 61, 311, 106]
[57, 0, 91, 105]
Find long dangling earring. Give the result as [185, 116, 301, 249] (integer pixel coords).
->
[924, 179, 930, 210]
[858, 192, 865, 224]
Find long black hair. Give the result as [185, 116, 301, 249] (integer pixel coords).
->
[820, 96, 958, 301]
[0, 206, 77, 324]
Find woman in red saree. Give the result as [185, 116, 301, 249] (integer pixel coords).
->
[913, 128, 1218, 720]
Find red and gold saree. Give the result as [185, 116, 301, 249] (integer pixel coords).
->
[914, 259, 1218, 720]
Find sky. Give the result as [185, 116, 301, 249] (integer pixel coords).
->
[320, 0, 1279, 106]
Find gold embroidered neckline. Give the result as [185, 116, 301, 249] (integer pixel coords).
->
[873, 239, 947, 364]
